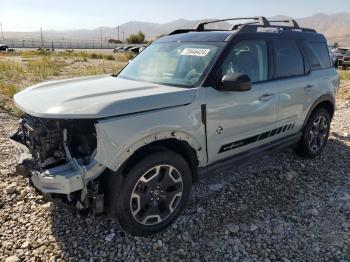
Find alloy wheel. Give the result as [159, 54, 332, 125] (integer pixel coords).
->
[308, 115, 328, 153]
[130, 165, 183, 225]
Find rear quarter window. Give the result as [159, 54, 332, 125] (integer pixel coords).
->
[302, 41, 331, 70]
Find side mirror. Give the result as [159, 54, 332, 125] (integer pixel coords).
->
[219, 73, 252, 91]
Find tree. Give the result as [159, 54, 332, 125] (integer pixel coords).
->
[333, 42, 339, 49]
[126, 31, 145, 44]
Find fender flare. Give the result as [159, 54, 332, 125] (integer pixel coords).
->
[302, 94, 335, 129]
[95, 129, 206, 172]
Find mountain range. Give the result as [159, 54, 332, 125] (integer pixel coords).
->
[3, 13, 350, 46]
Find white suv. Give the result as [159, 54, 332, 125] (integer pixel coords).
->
[11, 17, 339, 236]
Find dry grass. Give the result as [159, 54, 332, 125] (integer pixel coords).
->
[339, 70, 350, 81]
[16, 49, 132, 62]
[338, 80, 350, 101]
[0, 50, 131, 115]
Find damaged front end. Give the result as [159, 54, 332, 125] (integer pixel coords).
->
[10, 114, 106, 213]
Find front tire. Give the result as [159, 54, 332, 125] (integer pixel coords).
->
[295, 108, 331, 158]
[113, 150, 192, 236]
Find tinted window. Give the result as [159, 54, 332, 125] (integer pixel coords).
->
[221, 40, 268, 83]
[273, 39, 305, 78]
[301, 41, 322, 70]
[309, 43, 331, 69]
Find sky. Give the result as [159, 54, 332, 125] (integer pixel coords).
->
[0, 0, 349, 32]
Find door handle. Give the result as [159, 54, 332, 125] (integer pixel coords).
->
[304, 85, 315, 91]
[259, 93, 274, 102]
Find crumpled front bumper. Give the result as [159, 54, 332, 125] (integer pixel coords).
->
[10, 136, 105, 195]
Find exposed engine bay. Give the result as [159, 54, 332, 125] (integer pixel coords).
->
[11, 114, 105, 214]
[13, 114, 97, 170]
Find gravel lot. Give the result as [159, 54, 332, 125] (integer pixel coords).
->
[0, 94, 349, 261]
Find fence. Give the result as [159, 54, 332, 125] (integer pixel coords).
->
[1, 39, 143, 49]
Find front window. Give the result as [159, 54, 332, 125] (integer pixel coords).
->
[118, 42, 223, 87]
[220, 40, 268, 83]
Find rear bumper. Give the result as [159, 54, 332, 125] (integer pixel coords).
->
[10, 135, 105, 195]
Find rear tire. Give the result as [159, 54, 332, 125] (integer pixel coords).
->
[112, 150, 192, 236]
[295, 108, 331, 158]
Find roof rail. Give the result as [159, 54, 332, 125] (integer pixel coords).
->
[167, 16, 316, 35]
[269, 19, 300, 29]
[195, 17, 270, 31]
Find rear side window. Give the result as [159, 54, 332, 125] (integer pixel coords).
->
[273, 39, 305, 78]
[303, 42, 331, 70]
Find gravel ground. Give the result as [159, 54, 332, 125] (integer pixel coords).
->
[0, 97, 350, 261]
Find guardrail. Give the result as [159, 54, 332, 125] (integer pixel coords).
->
[0, 39, 144, 49]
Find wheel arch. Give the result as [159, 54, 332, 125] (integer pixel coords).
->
[102, 137, 200, 218]
[303, 94, 335, 129]
[120, 138, 200, 183]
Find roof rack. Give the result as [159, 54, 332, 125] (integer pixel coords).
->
[268, 19, 300, 29]
[168, 16, 316, 35]
[195, 17, 270, 31]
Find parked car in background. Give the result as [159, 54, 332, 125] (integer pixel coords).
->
[113, 47, 125, 53]
[0, 44, 8, 51]
[333, 47, 349, 67]
[123, 46, 134, 51]
[129, 46, 143, 54]
[138, 45, 146, 53]
[329, 49, 337, 67]
[341, 50, 350, 69]
[113, 46, 144, 54]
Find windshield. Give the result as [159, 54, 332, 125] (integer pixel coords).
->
[345, 50, 350, 56]
[118, 42, 223, 87]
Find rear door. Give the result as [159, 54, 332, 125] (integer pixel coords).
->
[300, 40, 339, 116]
[272, 39, 312, 133]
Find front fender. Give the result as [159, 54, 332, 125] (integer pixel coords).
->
[94, 103, 207, 171]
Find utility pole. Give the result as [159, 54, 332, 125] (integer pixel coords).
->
[100, 28, 103, 48]
[117, 26, 120, 41]
[0, 23, 4, 41]
[40, 27, 44, 47]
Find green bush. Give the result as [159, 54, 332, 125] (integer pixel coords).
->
[90, 53, 103, 59]
[127, 31, 145, 44]
[105, 55, 115, 61]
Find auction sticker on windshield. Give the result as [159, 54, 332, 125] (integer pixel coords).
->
[181, 48, 210, 57]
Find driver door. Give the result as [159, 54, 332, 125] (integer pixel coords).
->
[205, 39, 280, 164]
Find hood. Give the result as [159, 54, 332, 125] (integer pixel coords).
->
[14, 76, 197, 119]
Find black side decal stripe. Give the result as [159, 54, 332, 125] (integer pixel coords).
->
[218, 122, 296, 154]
